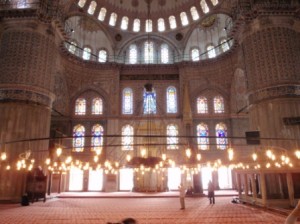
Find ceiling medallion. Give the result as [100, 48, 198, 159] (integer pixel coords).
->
[175, 33, 183, 41]
[115, 34, 122, 41]
[201, 15, 217, 28]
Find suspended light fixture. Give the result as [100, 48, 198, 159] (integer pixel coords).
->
[252, 152, 257, 161]
[185, 148, 192, 158]
[228, 148, 234, 161]
[1, 152, 7, 161]
[56, 147, 62, 157]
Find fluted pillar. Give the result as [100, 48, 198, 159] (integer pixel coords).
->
[0, 19, 57, 201]
[239, 16, 300, 149]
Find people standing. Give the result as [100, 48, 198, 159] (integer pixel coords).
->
[179, 183, 186, 210]
[208, 180, 215, 204]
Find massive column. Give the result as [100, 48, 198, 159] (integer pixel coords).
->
[239, 16, 300, 150]
[0, 18, 57, 201]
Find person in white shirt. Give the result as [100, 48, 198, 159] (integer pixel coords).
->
[179, 183, 186, 210]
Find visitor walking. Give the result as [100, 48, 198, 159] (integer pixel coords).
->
[179, 183, 186, 210]
[208, 180, 215, 204]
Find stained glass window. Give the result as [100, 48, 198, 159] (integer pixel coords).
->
[158, 18, 165, 32]
[214, 96, 225, 113]
[145, 19, 152, 32]
[121, 16, 129, 30]
[169, 16, 177, 29]
[220, 39, 230, 52]
[129, 44, 137, 64]
[83, 47, 91, 60]
[17, 0, 27, 8]
[207, 45, 216, 58]
[167, 124, 179, 150]
[144, 41, 154, 64]
[73, 125, 85, 152]
[190, 7, 200, 20]
[216, 123, 227, 150]
[98, 8, 107, 21]
[68, 42, 77, 54]
[87, 1, 97, 15]
[191, 48, 200, 61]
[161, 44, 169, 64]
[91, 124, 104, 152]
[109, 12, 117, 26]
[197, 123, 209, 150]
[197, 96, 208, 114]
[122, 88, 133, 114]
[98, 50, 107, 63]
[92, 97, 103, 115]
[75, 98, 86, 115]
[133, 19, 140, 32]
[122, 125, 134, 150]
[200, 0, 210, 13]
[167, 86, 177, 113]
[78, 0, 86, 8]
[180, 12, 189, 26]
[143, 88, 156, 114]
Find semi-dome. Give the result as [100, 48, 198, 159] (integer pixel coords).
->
[64, 0, 232, 64]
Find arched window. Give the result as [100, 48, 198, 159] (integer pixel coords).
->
[190, 6, 200, 20]
[167, 86, 177, 113]
[78, 0, 86, 8]
[144, 41, 154, 64]
[167, 124, 179, 150]
[68, 41, 77, 54]
[197, 96, 208, 114]
[83, 47, 91, 60]
[75, 98, 86, 115]
[133, 19, 140, 32]
[122, 88, 133, 114]
[216, 123, 227, 150]
[73, 125, 85, 152]
[200, 0, 210, 13]
[17, 0, 27, 8]
[207, 45, 216, 58]
[92, 97, 103, 115]
[129, 44, 138, 64]
[87, 1, 97, 15]
[211, 0, 219, 6]
[143, 87, 156, 114]
[121, 16, 129, 30]
[145, 19, 152, 32]
[220, 39, 230, 52]
[98, 49, 107, 63]
[214, 96, 225, 113]
[180, 12, 189, 26]
[169, 16, 177, 29]
[98, 8, 107, 21]
[91, 124, 104, 152]
[122, 125, 134, 150]
[191, 48, 200, 61]
[158, 18, 165, 32]
[161, 44, 169, 64]
[109, 12, 117, 26]
[197, 123, 209, 150]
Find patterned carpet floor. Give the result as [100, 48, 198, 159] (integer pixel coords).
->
[0, 196, 294, 224]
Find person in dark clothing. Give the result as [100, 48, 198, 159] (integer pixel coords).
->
[122, 218, 136, 224]
[208, 180, 215, 204]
